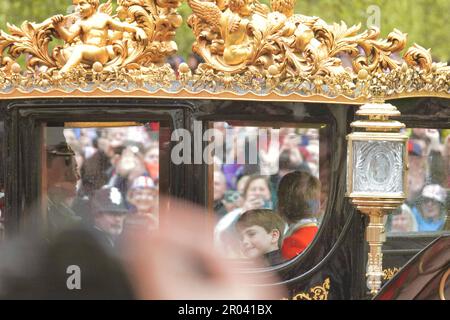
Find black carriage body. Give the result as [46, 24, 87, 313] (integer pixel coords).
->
[0, 96, 448, 300]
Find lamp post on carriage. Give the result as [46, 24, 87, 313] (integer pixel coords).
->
[347, 101, 409, 295]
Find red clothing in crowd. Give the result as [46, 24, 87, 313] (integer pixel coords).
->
[281, 224, 318, 260]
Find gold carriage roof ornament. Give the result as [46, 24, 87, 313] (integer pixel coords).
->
[0, 0, 449, 103]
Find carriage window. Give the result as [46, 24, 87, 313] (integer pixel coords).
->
[386, 128, 450, 234]
[211, 122, 329, 263]
[43, 122, 162, 243]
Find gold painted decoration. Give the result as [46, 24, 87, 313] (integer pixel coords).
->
[186, 0, 449, 99]
[383, 267, 400, 281]
[0, 0, 182, 78]
[291, 278, 330, 300]
[439, 268, 449, 300]
[0, 0, 449, 102]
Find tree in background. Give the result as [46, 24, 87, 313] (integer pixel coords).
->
[1, 0, 448, 62]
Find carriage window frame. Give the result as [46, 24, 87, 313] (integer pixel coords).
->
[205, 118, 334, 267]
[3, 100, 188, 235]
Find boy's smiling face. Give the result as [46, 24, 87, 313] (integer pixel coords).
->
[238, 225, 279, 259]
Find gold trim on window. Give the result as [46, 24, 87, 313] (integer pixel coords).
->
[292, 278, 331, 300]
[383, 267, 400, 281]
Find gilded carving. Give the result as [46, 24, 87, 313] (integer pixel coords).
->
[0, 0, 448, 101]
[188, 0, 447, 77]
[0, 0, 181, 78]
[186, 0, 449, 99]
[292, 278, 330, 300]
[383, 267, 400, 281]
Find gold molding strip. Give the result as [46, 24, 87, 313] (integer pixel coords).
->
[0, 87, 448, 104]
[439, 268, 449, 300]
[64, 122, 142, 128]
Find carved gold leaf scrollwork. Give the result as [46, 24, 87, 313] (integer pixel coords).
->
[383, 267, 400, 281]
[291, 278, 331, 300]
[185, 0, 449, 99]
[0, 21, 57, 71]
[0, 0, 182, 77]
[0, 0, 449, 100]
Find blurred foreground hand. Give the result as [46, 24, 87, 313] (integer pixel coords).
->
[121, 197, 287, 300]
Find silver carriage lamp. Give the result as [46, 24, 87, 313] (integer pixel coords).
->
[347, 102, 409, 295]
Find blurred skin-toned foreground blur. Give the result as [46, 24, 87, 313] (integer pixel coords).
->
[0, 197, 286, 300]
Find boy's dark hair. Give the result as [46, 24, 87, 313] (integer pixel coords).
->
[236, 209, 286, 248]
[277, 171, 321, 224]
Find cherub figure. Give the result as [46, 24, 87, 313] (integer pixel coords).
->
[51, 0, 148, 73]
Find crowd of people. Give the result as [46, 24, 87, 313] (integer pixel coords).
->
[386, 128, 449, 233]
[213, 124, 322, 264]
[1, 122, 449, 268]
[213, 126, 450, 266]
[45, 125, 161, 249]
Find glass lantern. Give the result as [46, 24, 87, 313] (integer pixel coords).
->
[347, 102, 409, 295]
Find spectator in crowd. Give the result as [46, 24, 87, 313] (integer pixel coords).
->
[143, 146, 159, 182]
[222, 129, 260, 190]
[236, 209, 286, 266]
[444, 134, 450, 188]
[387, 204, 418, 233]
[213, 170, 228, 218]
[125, 176, 159, 231]
[277, 171, 321, 260]
[280, 131, 303, 166]
[236, 174, 250, 196]
[241, 175, 273, 211]
[411, 184, 447, 232]
[167, 55, 185, 78]
[216, 174, 249, 217]
[406, 129, 447, 205]
[46, 140, 82, 238]
[90, 186, 129, 249]
[106, 142, 148, 199]
[187, 53, 203, 71]
[79, 128, 124, 201]
[406, 140, 427, 207]
[62, 125, 161, 225]
[422, 129, 446, 187]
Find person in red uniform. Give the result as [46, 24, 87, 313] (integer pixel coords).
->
[277, 170, 321, 260]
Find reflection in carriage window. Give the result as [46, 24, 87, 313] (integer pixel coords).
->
[44, 124, 160, 246]
[386, 128, 449, 234]
[212, 122, 324, 263]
